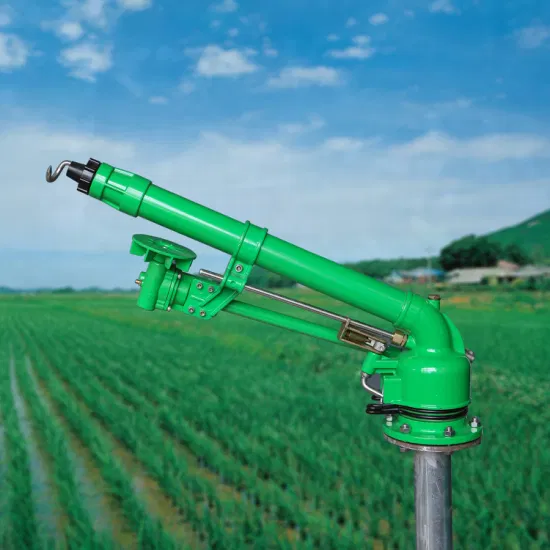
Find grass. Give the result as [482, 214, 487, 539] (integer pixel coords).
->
[0, 288, 548, 549]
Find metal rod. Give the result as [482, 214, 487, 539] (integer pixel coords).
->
[361, 372, 383, 398]
[45, 160, 72, 182]
[415, 451, 453, 550]
[199, 269, 394, 341]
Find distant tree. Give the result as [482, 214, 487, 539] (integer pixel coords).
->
[439, 235, 502, 271]
[51, 286, 76, 294]
[248, 266, 296, 289]
[502, 243, 531, 266]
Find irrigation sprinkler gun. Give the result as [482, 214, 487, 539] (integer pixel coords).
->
[46, 158, 482, 549]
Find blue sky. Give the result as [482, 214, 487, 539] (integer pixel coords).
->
[0, 0, 549, 288]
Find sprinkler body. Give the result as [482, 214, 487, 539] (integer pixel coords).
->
[47, 157, 484, 549]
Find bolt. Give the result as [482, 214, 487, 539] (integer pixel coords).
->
[428, 294, 440, 301]
[177, 273, 182, 280]
[444, 426, 455, 437]
[200, 310, 206, 317]
[400, 424, 411, 434]
[470, 416, 481, 428]
[197, 282, 203, 290]
[135, 279, 142, 286]
[235, 264, 243, 272]
[188, 307, 195, 314]
[167, 306, 172, 312]
[208, 286, 215, 293]
[386, 414, 394, 423]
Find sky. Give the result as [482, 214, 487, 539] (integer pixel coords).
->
[0, 0, 549, 289]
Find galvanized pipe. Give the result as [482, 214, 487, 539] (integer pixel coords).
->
[199, 269, 394, 342]
[414, 451, 453, 550]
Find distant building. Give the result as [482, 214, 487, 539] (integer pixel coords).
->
[384, 267, 444, 285]
[513, 265, 550, 279]
[446, 267, 513, 285]
[446, 264, 550, 285]
[385, 270, 405, 284]
[497, 260, 520, 271]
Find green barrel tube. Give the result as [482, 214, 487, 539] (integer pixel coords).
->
[140, 186, 407, 323]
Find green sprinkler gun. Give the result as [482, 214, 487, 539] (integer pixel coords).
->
[46, 157, 482, 550]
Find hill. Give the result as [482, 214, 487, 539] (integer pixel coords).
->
[485, 209, 550, 263]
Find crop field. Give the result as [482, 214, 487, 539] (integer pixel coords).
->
[0, 288, 548, 549]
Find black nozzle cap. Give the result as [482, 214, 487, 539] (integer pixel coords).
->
[66, 158, 101, 194]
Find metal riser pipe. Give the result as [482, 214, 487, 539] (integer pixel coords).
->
[414, 451, 453, 550]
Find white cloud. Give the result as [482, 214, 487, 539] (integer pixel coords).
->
[267, 66, 342, 88]
[58, 42, 113, 82]
[189, 45, 258, 77]
[323, 137, 365, 152]
[117, 0, 152, 10]
[328, 36, 375, 60]
[210, 20, 221, 29]
[149, 96, 168, 104]
[429, 0, 459, 15]
[327, 34, 339, 41]
[389, 131, 550, 161]
[404, 10, 415, 18]
[2, 122, 548, 288]
[0, 32, 29, 71]
[212, 0, 238, 13]
[278, 115, 325, 135]
[178, 79, 196, 94]
[369, 13, 388, 26]
[227, 27, 239, 37]
[346, 17, 357, 27]
[80, 0, 109, 27]
[56, 21, 85, 41]
[516, 25, 550, 49]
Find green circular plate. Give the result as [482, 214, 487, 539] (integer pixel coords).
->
[132, 234, 196, 260]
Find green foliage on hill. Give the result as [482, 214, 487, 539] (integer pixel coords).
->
[485, 209, 550, 262]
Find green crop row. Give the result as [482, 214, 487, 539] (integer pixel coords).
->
[0, 333, 40, 550]
[56, 315, 405, 528]
[9, 329, 114, 550]
[15, 322, 185, 550]
[2, 292, 549, 550]
[19, 315, 376, 550]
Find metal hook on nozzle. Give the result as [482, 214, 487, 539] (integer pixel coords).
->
[45, 160, 72, 182]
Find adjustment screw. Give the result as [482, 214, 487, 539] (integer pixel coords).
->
[444, 426, 455, 437]
[470, 416, 481, 428]
[188, 307, 195, 314]
[135, 279, 142, 286]
[235, 264, 243, 272]
[200, 310, 206, 317]
[400, 424, 411, 434]
[386, 414, 393, 423]
[208, 286, 215, 293]
[197, 282, 203, 290]
[167, 306, 172, 312]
